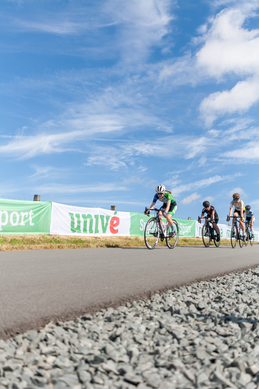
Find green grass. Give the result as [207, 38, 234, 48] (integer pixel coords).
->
[0, 235, 257, 251]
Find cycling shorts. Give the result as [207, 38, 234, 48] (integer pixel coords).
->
[246, 216, 255, 222]
[161, 203, 177, 216]
[233, 210, 244, 218]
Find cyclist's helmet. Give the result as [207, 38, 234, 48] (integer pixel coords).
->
[156, 184, 165, 194]
[203, 200, 210, 208]
[233, 193, 240, 199]
[245, 205, 251, 211]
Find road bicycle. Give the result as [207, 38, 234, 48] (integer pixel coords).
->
[228, 216, 245, 248]
[244, 221, 254, 247]
[198, 217, 220, 248]
[144, 207, 179, 250]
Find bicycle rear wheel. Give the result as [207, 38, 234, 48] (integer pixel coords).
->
[144, 218, 159, 249]
[202, 224, 211, 247]
[166, 220, 179, 249]
[231, 226, 237, 248]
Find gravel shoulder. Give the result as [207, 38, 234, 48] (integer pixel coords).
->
[1, 266, 259, 389]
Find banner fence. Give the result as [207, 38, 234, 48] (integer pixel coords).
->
[0, 198, 258, 241]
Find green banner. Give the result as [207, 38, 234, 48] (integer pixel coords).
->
[130, 212, 196, 237]
[0, 199, 52, 234]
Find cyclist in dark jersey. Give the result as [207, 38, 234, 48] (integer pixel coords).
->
[198, 200, 220, 241]
[145, 184, 177, 236]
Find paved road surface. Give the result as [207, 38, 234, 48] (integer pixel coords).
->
[1, 245, 259, 339]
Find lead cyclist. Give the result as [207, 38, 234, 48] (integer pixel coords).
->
[145, 184, 177, 236]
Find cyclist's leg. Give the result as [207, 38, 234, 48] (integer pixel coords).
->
[213, 218, 220, 239]
[167, 205, 177, 228]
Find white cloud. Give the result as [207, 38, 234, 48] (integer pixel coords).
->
[106, 0, 174, 62]
[168, 174, 242, 198]
[202, 196, 215, 203]
[196, 8, 259, 78]
[200, 77, 259, 127]
[181, 192, 201, 205]
[37, 183, 127, 194]
[197, 7, 259, 125]
[228, 187, 246, 198]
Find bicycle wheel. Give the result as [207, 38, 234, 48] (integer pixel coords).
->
[166, 220, 179, 249]
[250, 235, 254, 246]
[231, 226, 238, 248]
[202, 224, 211, 247]
[239, 229, 244, 248]
[144, 218, 159, 249]
[244, 228, 248, 247]
[214, 234, 220, 247]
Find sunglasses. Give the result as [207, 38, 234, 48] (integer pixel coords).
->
[157, 193, 164, 195]
[233, 198, 239, 201]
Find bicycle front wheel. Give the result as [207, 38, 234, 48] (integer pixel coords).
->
[166, 220, 179, 249]
[231, 226, 237, 248]
[250, 235, 254, 246]
[244, 228, 248, 247]
[144, 218, 159, 249]
[239, 229, 244, 248]
[202, 224, 211, 247]
[214, 234, 220, 247]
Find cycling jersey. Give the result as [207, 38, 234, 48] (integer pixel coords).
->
[153, 192, 177, 206]
[201, 205, 218, 220]
[230, 199, 245, 212]
[246, 210, 254, 219]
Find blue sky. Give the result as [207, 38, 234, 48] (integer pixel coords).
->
[1, 0, 259, 227]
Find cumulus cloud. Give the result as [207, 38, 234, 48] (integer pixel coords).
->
[200, 77, 259, 127]
[181, 192, 201, 205]
[197, 7, 259, 125]
[228, 187, 246, 198]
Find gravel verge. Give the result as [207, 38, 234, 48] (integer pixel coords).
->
[1, 267, 259, 389]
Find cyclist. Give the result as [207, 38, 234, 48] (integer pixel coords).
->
[245, 205, 255, 238]
[227, 193, 245, 239]
[198, 201, 220, 241]
[145, 184, 177, 236]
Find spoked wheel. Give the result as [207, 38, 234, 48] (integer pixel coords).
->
[202, 224, 211, 247]
[244, 228, 249, 247]
[250, 235, 254, 246]
[214, 234, 220, 247]
[166, 220, 179, 249]
[239, 229, 244, 248]
[231, 226, 238, 248]
[144, 218, 159, 249]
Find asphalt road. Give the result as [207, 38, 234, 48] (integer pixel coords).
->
[1, 245, 259, 339]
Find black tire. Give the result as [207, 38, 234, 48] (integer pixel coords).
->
[239, 229, 244, 248]
[202, 224, 211, 247]
[214, 234, 220, 247]
[244, 228, 249, 247]
[144, 218, 159, 249]
[166, 220, 179, 249]
[250, 236, 254, 246]
[231, 226, 238, 248]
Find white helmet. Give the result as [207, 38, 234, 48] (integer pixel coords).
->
[156, 184, 165, 194]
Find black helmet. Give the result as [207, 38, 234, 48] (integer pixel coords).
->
[203, 201, 210, 208]
[245, 205, 251, 211]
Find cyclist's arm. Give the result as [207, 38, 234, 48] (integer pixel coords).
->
[149, 202, 155, 210]
[211, 210, 215, 220]
[199, 215, 204, 222]
[229, 207, 233, 217]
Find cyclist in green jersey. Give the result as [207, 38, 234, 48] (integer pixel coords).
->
[145, 184, 177, 236]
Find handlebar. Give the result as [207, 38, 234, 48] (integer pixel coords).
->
[144, 207, 161, 215]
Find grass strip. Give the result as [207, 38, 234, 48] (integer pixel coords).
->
[0, 235, 255, 251]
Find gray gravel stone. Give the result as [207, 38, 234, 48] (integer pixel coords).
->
[2, 267, 259, 388]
